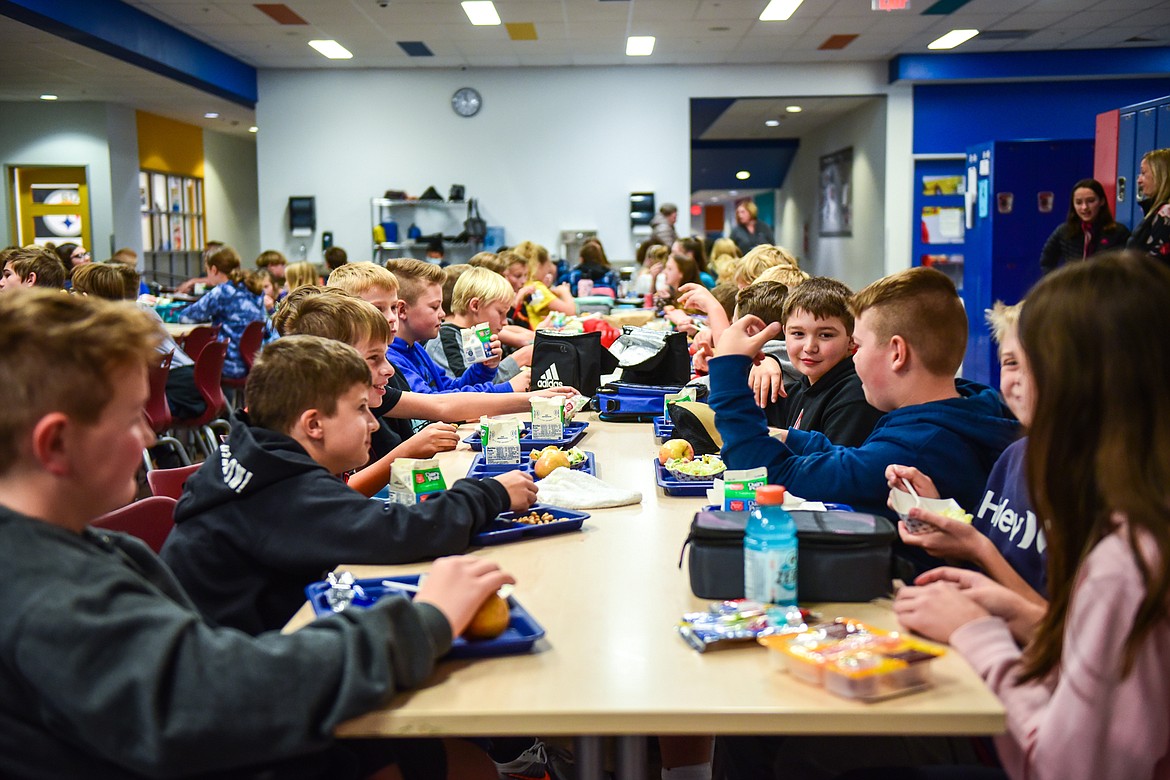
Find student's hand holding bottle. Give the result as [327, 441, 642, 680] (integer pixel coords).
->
[492, 470, 538, 511]
[415, 555, 516, 638]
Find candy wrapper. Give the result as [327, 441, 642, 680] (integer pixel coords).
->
[530, 396, 565, 440]
[388, 457, 447, 505]
[562, 393, 591, 420]
[460, 322, 494, 365]
[483, 416, 522, 465]
[677, 600, 815, 653]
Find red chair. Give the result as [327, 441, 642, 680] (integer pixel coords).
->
[171, 340, 230, 459]
[180, 324, 221, 361]
[146, 463, 201, 500]
[92, 496, 177, 554]
[142, 351, 191, 472]
[221, 319, 265, 408]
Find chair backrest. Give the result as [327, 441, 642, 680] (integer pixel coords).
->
[144, 351, 174, 434]
[182, 324, 221, 361]
[238, 319, 266, 371]
[92, 496, 177, 553]
[146, 463, 201, 500]
[174, 339, 228, 427]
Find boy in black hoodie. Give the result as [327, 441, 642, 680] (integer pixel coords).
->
[767, 276, 885, 447]
[161, 335, 536, 636]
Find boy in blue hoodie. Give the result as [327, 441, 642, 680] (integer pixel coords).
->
[709, 267, 1019, 545]
[386, 257, 526, 394]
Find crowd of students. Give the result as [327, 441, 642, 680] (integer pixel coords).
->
[1, 161, 1169, 780]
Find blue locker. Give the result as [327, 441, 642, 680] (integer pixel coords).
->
[962, 139, 1094, 387]
[1161, 104, 1170, 149]
[1117, 111, 1138, 228]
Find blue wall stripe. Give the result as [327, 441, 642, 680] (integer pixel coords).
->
[0, 0, 257, 107]
[890, 47, 1170, 83]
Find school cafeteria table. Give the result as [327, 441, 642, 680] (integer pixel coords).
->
[284, 415, 1004, 780]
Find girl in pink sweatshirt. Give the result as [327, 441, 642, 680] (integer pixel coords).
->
[894, 251, 1170, 780]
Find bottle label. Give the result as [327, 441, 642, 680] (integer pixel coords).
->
[744, 545, 797, 605]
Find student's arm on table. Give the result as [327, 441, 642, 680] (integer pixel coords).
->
[388, 386, 580, 423]
[547, 283, 576, 314]
[347, 422, 462, 498]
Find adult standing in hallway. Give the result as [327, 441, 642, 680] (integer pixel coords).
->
[730, 200, 774, 255]
[651, 203, 679, 246]
[1130, 148, 1170, 263]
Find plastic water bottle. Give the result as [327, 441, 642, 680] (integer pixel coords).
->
[744, 485, 798, 605]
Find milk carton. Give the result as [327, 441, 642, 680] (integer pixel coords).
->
[484, 417, 522, 464]
[388, 457, 447, 505]
[530, 396, 566, 440]
[460, 322, 494, 365]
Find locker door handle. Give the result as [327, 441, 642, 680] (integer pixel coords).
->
[1118, 177, 1127, 203]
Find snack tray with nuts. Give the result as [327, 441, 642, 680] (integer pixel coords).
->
[466, 451, 596, 480]
[304, 574, 546, 657]
[473, 503, 591, 546]
[464, 421, 590, 452]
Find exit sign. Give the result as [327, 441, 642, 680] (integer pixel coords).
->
[873, 0, 910, 9]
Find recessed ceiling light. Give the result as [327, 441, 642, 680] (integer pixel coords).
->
[928, 29, 979, 50]
[765, 119, 781, 127]
[759, 0, 803, 22]
[729, 191, 739, 197]
[204, 112, 220, 119]
[786, 105, 803, 113]
[40, 94, 58, 101]
[308, 39, 354, 59]
[461, 1, 501, 25]
[626, 35, 655, 56]
[736, 171, 751, 181]
[249, 126, 258, 133]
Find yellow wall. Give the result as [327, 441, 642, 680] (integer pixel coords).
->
[136, 111, 203, 177]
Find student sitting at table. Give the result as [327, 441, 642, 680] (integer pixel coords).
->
[177, 245, 267, 380]
[762, 276, 885, 447]
[0, 245, 67, 291]
[709, 266, 1019, 556]
[0, 289, 508, 780]
[160, 333, 537, 636]
[887, 252, 1170, 780]
[886, 301, 1045, 602]
[386, 258, 526, 394]
[569, 241, 620, 297]
[429, 267, 530, 385]
[277, 284, 571, 496]
[470, 250, 539, 351]
[510, 240, 575, 328]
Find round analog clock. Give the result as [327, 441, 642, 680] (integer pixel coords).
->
[451, 87, 482, 117]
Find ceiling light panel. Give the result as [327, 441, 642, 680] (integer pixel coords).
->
[927, 28, 979, 49]
[626, 36, 655, 56]
[308, 39, 353, 59]
[462, 1, 501, 26]
[760, 0, 804, 22]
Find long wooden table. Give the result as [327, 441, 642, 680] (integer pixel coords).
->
[285, 415, 1004, 778]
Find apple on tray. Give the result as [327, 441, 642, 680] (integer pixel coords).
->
[658, 438, 694, 465]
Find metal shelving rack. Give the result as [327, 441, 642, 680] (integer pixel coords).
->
[370, 198, 481, 263]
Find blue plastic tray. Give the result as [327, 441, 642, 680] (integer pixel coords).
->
[464, 421, 590, 452]
[472, 504, 590, 546]
[653, 416, 674, 442]
[467, 451, 596, 480]
[305, 575, 545, 658]
[653, 458, 720, 497]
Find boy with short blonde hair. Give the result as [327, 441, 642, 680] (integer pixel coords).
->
[387, 258, 523, 394]
[732, 244, 800, 288]
[326, 260, 400, 326]
[0, 290, 509, 779]
[428, 267, 531, 382]
[710, 266, 1019, 538]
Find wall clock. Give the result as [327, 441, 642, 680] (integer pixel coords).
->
[451, 87, 482, 117]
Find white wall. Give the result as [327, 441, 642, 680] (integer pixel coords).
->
[203, 129, 259, 257]
[0, 102, 122, 252]
[774, 98, 887, 290]
[256, 63, 898, 271]
[105, 105, 142, 259]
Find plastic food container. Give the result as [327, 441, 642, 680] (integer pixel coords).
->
[758, 618, 945, 701]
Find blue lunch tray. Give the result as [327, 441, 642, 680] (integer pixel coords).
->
[653, 416, 674, 442]
[305, 574, 545, 658]
[654, 458, 720, 497]
[466, 451, 596, 480]
[473, 503, 590, 546]
[464, 420, 590, 452]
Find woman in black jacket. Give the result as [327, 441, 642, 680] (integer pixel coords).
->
[1130, 147, 1170, 263]
[1039, 178, 1129, 273]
